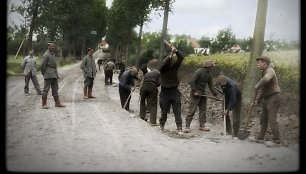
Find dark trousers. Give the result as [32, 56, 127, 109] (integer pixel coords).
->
[119, 85, 131, 111]
[257, 93, 281, 140]
[159, 87, 182, 129]
[42, 78, 58, 97]
[185, 93, 207, 128]
[84, 77, 94, 88]
[24, 72, 42, 94]
[224, 93, 242, 137]
[140, 82, 158, 124]
[104, 70, 113, 84]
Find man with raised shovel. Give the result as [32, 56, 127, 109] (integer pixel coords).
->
[184, 60, 221, 133]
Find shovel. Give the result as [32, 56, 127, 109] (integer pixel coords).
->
[123, 90, 133, 109]
[237, 106, 254, 140]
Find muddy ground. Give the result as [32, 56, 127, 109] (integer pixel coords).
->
[5, 61, 299, 172]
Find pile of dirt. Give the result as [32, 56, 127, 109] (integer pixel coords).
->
[178, 82, 299, 147]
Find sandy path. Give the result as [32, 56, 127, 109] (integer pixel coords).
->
[6, 61, 299, 172]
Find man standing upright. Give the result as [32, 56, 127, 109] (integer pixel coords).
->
[159, 44, 184, 132]
[184, 60, 220, 133]
[80, 48, 97, 99]
[21, 49, 42, 95]
[250, 56, 281, 144]
[40, 41, 65, 109]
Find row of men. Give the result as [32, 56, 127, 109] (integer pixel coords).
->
[21, 41, 281, 144]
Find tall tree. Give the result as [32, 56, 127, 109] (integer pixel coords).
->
[242, 0, 268, 108]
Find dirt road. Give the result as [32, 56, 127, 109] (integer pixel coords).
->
[6, 61, 299, 172]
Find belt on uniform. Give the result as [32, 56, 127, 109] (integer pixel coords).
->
[47, 65, 57, 69]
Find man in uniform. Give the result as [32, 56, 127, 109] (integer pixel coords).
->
[104, 59, 116, 85]
[215, 75, 242, 137]
[184, 60, 220, 133]
[40, 41, 65, 109]
[159, 45, 184, 132]
[250, 56, 281, 144]
[139, 62, 161, 126]
[80, 48, 97, 99]
[119, 67, 138, 111]
[21, 49, 42, 95]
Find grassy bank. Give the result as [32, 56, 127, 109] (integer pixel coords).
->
[6, 55, 76, 78]
[180, 50, 300, 92]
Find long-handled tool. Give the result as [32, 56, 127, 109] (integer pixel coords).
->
[123, 91, 133, 109]
[223, 97, 226, 138]
[198, 94, 222, 101]
[237, 106, 254, 140]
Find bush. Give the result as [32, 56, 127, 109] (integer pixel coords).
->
[181, 51, 300, 92]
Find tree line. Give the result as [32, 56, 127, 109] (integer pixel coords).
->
[7, 0, 299, 66]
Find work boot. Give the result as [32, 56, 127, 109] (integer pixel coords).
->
[88, 88, 96, 98]
[84, 88, 88, 99]
[53, 96, 66, 107]
[199, 127, 210, 131]
[184, 128, 191, 133]
[160, 124, 164, 130]
[42, 96, 49, 109]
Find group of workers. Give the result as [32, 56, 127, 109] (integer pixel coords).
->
[21, 40, 282, 145]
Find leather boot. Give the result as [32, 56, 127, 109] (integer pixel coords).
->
[88, 88, 96, 98]
[42, 96, 49, 109]
[53, 96, 66, 107]
[84, 88, 88, 99]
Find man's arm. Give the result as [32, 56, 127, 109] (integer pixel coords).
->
[208, 76, 217, 96]
[189, 70, 200, 94]
[21, 57, 27, 70]
[255, 68, 274, 90]
[40, 54, 48, 75]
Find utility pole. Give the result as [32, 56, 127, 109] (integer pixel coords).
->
[242, 0, 268, 108]
[158, 0, 170, 67]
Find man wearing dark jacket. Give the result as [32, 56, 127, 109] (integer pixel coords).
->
[139, 67, 161, 126]
[184, 60, 220, 133]
[119, 67, 138, 111]
[159, 45, 184, 131]
[215, 75, 242, 137]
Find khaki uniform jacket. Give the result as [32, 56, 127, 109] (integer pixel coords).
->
[254, 66, 281, 102]
[80, 54, 97, 78]
[40, 50, 59, 79]
[21, 55, 37, 76]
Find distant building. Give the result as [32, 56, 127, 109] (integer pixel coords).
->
[187, 38, 210, 55]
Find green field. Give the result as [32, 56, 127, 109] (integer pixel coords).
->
[6, 55, 75, 78]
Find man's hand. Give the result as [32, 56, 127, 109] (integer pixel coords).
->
[223, 109, 228, 116]
[249, 100, 258, 106]
[131, 87, 135, 92]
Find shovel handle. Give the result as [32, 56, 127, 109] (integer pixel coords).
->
[243, 106, 254, 131]
[123, 91, 133, 109]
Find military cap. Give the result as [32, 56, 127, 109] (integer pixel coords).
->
[215, 75, 227, 86]
[203, 60, 215, 67]
[256, 56, 270, 64]
[47, 41, 55, 46]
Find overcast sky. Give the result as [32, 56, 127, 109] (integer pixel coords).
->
[7, 0, 300, 41]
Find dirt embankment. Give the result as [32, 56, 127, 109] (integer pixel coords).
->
[177, 70, 300, 147]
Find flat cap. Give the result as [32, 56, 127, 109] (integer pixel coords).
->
[203, 60, 215, 68]
[215, 75, 227, 86]
[256, 56, 270, 64]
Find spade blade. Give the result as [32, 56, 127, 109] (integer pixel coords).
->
[237, 130, 251, 140]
